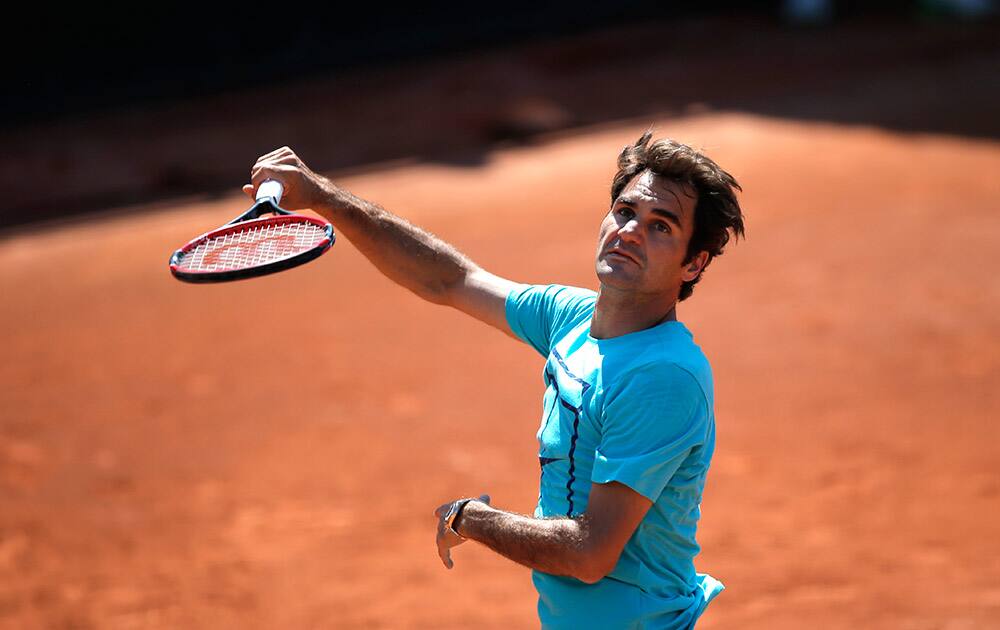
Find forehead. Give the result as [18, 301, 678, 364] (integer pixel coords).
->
[616, 170, 697, 224]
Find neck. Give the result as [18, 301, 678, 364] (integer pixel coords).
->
[590, 285, 678, 339]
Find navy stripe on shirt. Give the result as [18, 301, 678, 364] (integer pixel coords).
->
[548, 350, 591, 516]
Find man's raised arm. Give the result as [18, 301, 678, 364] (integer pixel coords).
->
[434, 481, 653, 583]
[245, 146, 518, 335]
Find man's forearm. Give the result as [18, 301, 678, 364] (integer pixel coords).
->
[456, 500, 604, 583]
[313, 180, 477, 305]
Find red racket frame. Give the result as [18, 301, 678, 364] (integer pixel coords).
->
[169, 187, 334, 283]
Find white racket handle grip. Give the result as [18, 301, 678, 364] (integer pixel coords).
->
[256, 179, 284, 204]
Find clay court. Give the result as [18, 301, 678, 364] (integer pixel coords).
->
[2, 17, 999, 629]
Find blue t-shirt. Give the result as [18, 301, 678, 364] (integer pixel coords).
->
[506, 284, 724, 630]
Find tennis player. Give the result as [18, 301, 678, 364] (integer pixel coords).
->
[246, 132, 745, 629]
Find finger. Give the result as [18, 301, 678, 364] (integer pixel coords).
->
[252, 148, 299, 172]
[254, 154, 299, 172]
[255, 146, 292, 165]
[436, 531, 454, 569]
[242, 184, 255, 199]
[251, 163, 284, 180]
[250, 165, 289, 188]
[438, 540, 453, 569]
[251, 160, 301, 184]
[249, 165, 269, 186]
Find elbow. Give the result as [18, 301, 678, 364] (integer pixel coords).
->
[575, 570, 607, 585]
[573, 554, 617, 585]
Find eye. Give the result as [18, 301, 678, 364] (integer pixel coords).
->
[615, 206, 635, 220]
[654, 221, 671, 234]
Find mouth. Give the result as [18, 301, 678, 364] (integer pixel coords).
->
[605, 248, 642, 267]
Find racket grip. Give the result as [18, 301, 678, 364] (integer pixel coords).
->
[256, 179, 284, 205]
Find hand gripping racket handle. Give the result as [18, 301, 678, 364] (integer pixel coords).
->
[256, 179, 283, 205]
[231, 179, 289, 223]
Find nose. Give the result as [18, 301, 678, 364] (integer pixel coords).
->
[617, 217, 642, 244]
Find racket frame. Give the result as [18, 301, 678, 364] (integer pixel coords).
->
[169, 193, 334, 283]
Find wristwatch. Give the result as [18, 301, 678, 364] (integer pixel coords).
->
[444, 498, 474, 539]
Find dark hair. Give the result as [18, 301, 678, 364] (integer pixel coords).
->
[610, 131, 745, 301]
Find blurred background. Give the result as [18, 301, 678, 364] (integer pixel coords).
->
[2, 2, 998, 628]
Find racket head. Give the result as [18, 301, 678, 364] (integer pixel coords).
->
[169, 214, 334, 283]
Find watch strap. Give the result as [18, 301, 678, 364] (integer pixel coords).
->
[445, 498, 474, 538]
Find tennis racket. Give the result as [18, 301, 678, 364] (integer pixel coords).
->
[169, 180, 334, 283]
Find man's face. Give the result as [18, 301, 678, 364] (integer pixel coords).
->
[595, 170, 706, 299]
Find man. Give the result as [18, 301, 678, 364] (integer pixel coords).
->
[245, 131, 745, 629]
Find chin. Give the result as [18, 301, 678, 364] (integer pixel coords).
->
[596, 265, 642, 289]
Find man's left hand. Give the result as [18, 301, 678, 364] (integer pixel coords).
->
[434, 494, 490, 569]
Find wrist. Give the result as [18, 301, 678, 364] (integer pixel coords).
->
[453, 497, 488, 538]
[310, 178, 342, 221]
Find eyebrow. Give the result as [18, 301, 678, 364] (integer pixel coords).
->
[616, 198, 684, 230]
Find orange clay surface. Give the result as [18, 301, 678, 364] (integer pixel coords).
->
[2, 114, 999, 629]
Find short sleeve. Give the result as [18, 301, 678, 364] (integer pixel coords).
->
[591, 364, 709, 501]
[505, 284, 596, 358]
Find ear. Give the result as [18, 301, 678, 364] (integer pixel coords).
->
[681, 251, 709, 283]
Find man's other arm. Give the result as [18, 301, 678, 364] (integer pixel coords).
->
[245, 146, 517, 335]
[447, 481, 651, 583]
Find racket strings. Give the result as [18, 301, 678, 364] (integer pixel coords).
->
[177, 220, 327, 272]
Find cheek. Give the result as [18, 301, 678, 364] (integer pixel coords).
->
[652, 237, 686, 269]
[597, 221, 615, 244]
